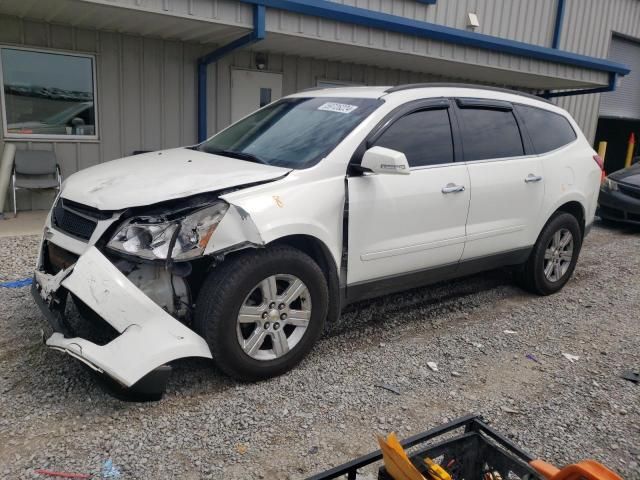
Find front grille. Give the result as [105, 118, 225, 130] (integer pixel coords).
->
[52, 198, 108, 240]
[619, 184, 640, 200]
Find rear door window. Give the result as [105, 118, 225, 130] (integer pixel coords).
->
[457, 106, 524, 161]
[373, 108, 454, 167]
[515, 104, 577, 154]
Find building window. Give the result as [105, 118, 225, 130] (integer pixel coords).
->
[0, 47, 97, 139]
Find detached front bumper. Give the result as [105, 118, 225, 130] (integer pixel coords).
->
[32, 246, 212, 393]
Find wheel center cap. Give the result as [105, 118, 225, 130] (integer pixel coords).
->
[268, 309, 280, 321]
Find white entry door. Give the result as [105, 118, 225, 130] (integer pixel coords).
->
[231, 69, 283, 122]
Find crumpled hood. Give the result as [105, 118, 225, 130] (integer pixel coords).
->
[61, 148, 291, 210]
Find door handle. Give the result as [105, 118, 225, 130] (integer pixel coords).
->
[441, 183, 466, 194]
[524, 174, 543, 183]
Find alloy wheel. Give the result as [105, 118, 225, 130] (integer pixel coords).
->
[236, 274, 312, 361]
[543, 228, 574, 282]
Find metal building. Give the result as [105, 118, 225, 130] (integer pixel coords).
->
[0, 0, 638, 211]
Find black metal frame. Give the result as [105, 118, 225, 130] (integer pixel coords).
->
[306, 415, 534, 480]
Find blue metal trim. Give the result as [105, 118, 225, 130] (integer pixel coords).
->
[239, 0, 630, 76]
[552, 0, 566, 49]
[197, 4, 266, 142]
[416, 0, 437, 4]
[543, 72, 618, 98]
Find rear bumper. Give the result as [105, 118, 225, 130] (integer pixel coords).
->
[32, 246, 212, 391]
[598, 188, 640, 225]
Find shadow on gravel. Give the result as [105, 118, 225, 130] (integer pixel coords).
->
[595, 218, 640, 235]
[328, 268, 518, 338]
[150, 268, 523, 400]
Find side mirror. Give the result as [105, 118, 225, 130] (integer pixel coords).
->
[360, 146, 410, 175]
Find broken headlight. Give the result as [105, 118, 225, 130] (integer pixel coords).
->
[107, 202, 229, 261]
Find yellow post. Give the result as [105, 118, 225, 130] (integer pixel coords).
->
[597, 141, 607, 167]
[624, 132, 635, 168]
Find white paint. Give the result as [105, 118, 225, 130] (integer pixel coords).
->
[360, 146, 410, 175]
[347, 163, 470, 283]
[461, 156, 545, 260]
[46, 246, 212, 387]
[60, 148, 290, 210]
[230, 69, 283, 123]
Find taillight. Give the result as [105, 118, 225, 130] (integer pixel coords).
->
[593, 154, 605, 182]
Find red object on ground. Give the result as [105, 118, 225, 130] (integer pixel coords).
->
[34, 469, 92, 479]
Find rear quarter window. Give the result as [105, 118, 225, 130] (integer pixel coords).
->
[515, 104, 577, 154]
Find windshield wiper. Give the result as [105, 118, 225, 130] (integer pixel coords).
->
[205, 148, 268, 165]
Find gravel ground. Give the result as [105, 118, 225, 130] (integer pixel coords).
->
[0, 222, 639, 479]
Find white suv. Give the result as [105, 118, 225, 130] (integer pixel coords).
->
[33, 84, 602, 394]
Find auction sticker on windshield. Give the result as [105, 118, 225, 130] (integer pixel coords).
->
[318, 102, 359, 114]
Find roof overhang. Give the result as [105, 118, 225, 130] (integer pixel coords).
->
[0, 0, 252, 46]
[253, 33, 610, 91]
[240, 0, 630, 78]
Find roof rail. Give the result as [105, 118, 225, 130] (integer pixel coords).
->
[384, 83, 551, 103]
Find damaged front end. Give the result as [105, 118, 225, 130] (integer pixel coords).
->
[33, 194, 263, 398]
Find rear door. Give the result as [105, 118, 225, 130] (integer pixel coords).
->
[455, 99, 545, 260]
[347, 101, 470, 285]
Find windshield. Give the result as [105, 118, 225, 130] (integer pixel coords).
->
[197, 97, 383, 169]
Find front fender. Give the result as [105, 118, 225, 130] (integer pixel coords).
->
[216, 176, 345, 268]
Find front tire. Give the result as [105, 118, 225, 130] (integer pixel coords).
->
[194, 246, 328, 381]
[518, 212, 582, 295]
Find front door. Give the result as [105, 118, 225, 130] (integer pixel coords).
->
[231, 69, 283, 122]
[347, 106, 470, 285]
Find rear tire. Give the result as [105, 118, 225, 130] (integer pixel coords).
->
[194, 246, 328, 381]
[518, 212, 582, 296]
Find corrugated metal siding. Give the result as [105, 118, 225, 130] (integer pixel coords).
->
[556, 0, 640, 141]
[76, 0, 254, 28]
[0, 16, 201, 210]
[265, 8, 607, 88]
[329, 0, 557, 47]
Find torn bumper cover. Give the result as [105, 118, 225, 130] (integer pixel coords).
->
[32, 246, 212, 392]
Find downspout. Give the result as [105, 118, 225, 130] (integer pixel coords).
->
[544, 0, 617, 98]
[551, 0, 565, 49]
[543, 72, 618, 99]
[197, 4, 266, 143]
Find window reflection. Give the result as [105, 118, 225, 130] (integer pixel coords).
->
[1, 48, 96, 137]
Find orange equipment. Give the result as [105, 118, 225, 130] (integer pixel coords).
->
[530, 459, 623, 480]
